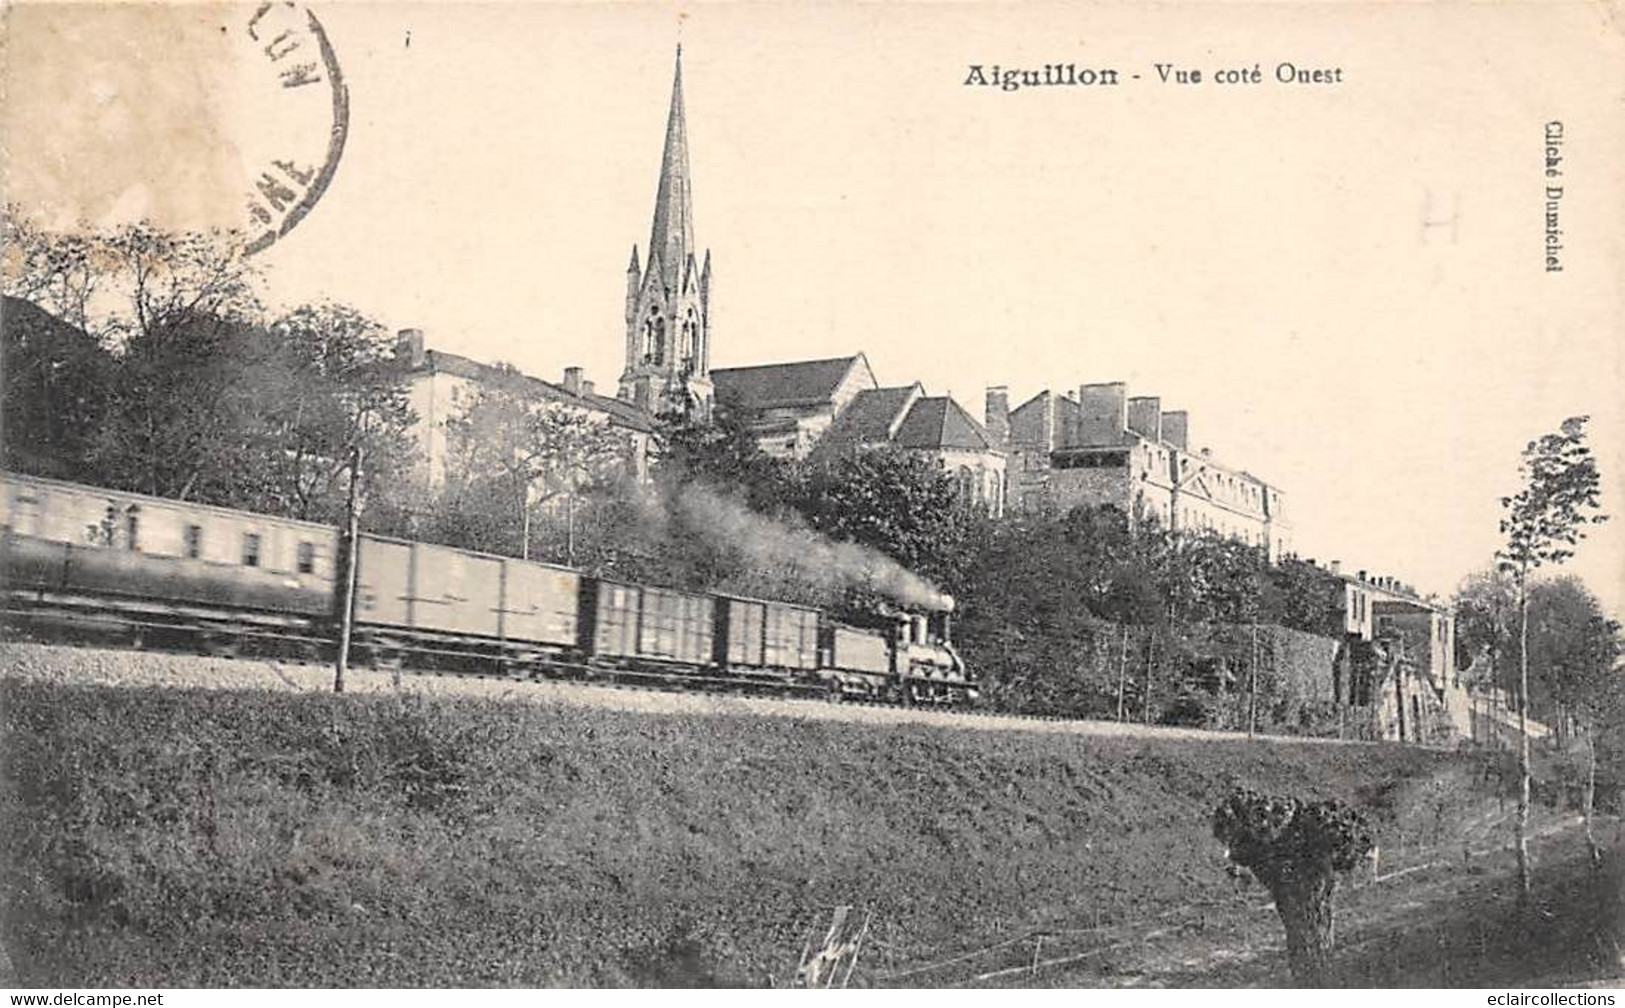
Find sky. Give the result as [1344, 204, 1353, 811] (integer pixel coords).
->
[5, 2, 1623, 614]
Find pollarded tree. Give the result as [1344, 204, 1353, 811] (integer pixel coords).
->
[1497, 416, 1607, 896]
[1213, 788, 1374, 986]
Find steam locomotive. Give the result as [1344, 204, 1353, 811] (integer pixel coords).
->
[0, 471, 976, 705]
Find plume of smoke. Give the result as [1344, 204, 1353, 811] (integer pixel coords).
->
[665, 481, 953, 612]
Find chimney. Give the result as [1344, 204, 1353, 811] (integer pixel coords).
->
[1126, 396, 1162, 441]
[395, 328, 427, 369]
[562, 366, 584, 396]
[1077, 382, 1128, 446]
[984, 385, 1010, 449]
[581, 379, 595, 398]
[1162, 410, 1189, 450]
[1329, 560, 1342, 575]
[1030, 390, 1055, 452]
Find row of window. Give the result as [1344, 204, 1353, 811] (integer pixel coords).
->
[104, 506, 317, 573]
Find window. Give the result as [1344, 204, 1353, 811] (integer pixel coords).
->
[242, 532, 262, 568]
[296, 541, 316, 575]
[184, 524, 203, 559]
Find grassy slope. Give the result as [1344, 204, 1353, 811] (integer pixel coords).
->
[0, 678, 1567, 987]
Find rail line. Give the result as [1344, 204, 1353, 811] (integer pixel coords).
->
[0, 618, 1374, 746]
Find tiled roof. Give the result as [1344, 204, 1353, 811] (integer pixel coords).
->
[416, 350, 655, 432]
[819, 385, 921, 448]
[710, 355, 866, 409]
[893, 397, 995, 451]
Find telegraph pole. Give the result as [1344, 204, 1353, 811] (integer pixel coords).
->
[334, 442, 363, 694]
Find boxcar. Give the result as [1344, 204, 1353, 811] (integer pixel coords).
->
[590, 580, 714, 666]
[353, 535, 579, 647]
[717, 594, 820, 672]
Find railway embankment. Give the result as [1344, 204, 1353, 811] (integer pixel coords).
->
[2, 643, 1612, 986]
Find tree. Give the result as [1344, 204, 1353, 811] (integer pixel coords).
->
[253, 302, 418, 522]
[653, 390, 790, 511]
[788, 445, 982, 588]
[1, 295, 114, 479]
[1522, 576, 1623, 861]
[89, 310, 272, 501]
[1497, 416, 1607, 896]
[1213, 788, 1374, 985]
[1453, 569, 1518, 693]
[1, 208, 107, 335]
[443, 368, 633, 563]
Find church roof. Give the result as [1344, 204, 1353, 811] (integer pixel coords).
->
[711, 355, 872, 409]
[412, 349, 656, 432]
[893, 396, 996, 451]
[647, 47, 696, 293]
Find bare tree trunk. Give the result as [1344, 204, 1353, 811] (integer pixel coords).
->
[1115, 623, 1128, 721]
[1515, 572, 1532, 898]
[1268, 869, 1337, 986]
[1584, 726, 1600, 865]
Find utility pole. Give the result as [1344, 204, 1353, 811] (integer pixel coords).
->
[334, 442, 363, 694]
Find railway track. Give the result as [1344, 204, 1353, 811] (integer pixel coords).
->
[0, 628, 1372, 746]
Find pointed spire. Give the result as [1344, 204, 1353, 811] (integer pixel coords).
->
[647, 45, 693, 293]
[627, 244, 641, 273]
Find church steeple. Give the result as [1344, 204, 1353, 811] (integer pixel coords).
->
[647, 46, 694, 295]
[619, 46, 713, 421]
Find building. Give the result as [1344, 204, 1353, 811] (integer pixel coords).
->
[1309, 560, 1468, 742]
[618, 47, 715, 421]
[710, 355, 879, 458]
[816, 382, 1006, 515]
[990, 381, 1289, 559]
[395, 330, 654, 487]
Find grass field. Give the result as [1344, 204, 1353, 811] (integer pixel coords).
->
[2, 652, 1618, 987]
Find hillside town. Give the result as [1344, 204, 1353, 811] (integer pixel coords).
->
[1, 18, 1620, 992]
[367, 50, 1485, 746]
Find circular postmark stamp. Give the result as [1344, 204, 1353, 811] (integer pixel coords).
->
[2, 2, 348, 253]
[233, 2, 350, 254]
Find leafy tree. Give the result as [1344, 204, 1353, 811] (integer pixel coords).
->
[1497, 416, 1607, 896]
[1213, 788, 1374, 985]
[251, 302, 417, 522]
[443, 367, 634, 563]
[653, 391, 790, 511]
[1, 295, 114, 479]
[89, 310, 272, 501]
[788, 444, 981, 587]
[1523, 576, 1623, 860]
[1453, 568, 1518, 694]
[1262, 558, 1344, 637]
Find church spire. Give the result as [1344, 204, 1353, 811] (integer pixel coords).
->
[619, 45, 714, 422]
[647, 45, 693, 294]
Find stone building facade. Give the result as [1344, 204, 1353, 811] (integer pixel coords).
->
[395, 330, 654, 487]
[1306, 560, 1467, 742]
[989, 381, 1288, 560]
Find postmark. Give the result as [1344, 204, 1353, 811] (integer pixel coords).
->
[236, 2, 350, 254]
